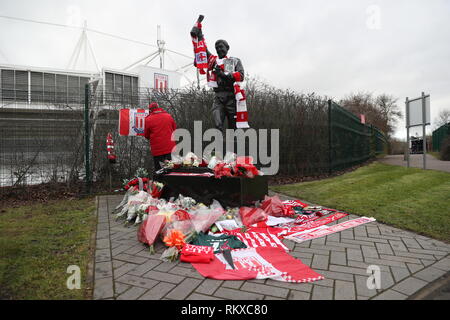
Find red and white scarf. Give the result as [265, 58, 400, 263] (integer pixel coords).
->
[191, 21, 208, 74]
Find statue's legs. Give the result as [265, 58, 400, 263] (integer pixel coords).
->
[212, 92, 236, 131]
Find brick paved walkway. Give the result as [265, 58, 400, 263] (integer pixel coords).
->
[92, 193, 450, 300]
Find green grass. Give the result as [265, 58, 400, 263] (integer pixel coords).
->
[271, 162, 450, 242]
[429, 151, 441, 160]
[0, 197, 96, 300]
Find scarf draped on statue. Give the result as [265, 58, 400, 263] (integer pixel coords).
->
[191, 20, 250, 129]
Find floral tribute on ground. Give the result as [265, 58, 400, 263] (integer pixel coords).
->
[112, 160, 376, 283]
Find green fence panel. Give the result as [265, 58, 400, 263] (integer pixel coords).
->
[432, 123, 450, 152]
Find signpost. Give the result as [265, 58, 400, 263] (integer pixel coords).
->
[405, 92, 430, 169]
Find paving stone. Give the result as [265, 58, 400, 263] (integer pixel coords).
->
[390, 266, 411, 282]
[187, 293, 224, 300]
[370, 232, 404, 241]
[115, 274, 159, 289]
[114, 253, 148, 265]
[112, 259, 126, 269]
[114, 282, 131, 296]
[413, 266, 448, 282]
[362, 246, 379, 259]
[379, 254, 422, 264]
[366, 226, 380, 235]
[293, 247, 330, 255]
[355, 236, 389, 244]
[353, 226, 368, 238]
[143, 270, 185, 284]
[124, 244, 146, 255]
[95, 248, 111, 263]
[348, 260, 390, 272]
[128, 259, 162, 276]
[354, 275, 378, 298]
[264, 296, 285, 300]
[364, 257, 406, 268]
[312, 243, 346, 252]
[294, 241, 311, 249]
[330, 251, 346, 266]
[283, 239, 295, 251]
[371, 289, 408, 300]
[240, 282, 289, 299]
[165, 278, 203, 300]
[431, 257, 450, 271]
[97, 223, 109, 232]
[421, 259, 435, 267]
[333, 240, 371, 249]
[289, 251, 313, 260]
[379, 271, 395, 290]
[393, 251, 436, 261]
[313, 278, 334, 287]
[311, 254, 329, 270]
[388, 240, 408, 252]
[326, 232, 340, 242]
[139, 282, 177, 300]
[406, 263, 424, 273]
[391, 277, 428, 296]
[213, 287, 264, 300]
[93, 277, 114, 299]
[347, 248, 364, 262]
[195, 279, 223, 295]
[169, 266, 204, 279]
[401, 238, 422, 249]
[318, 270, 354, 282]
[265, 279, 313, 292]
[301, 258, 312, 267]
[416, 238, 450, 251]
[114, 263, 138, 279]
[334, 280, 356, 300]
[340, 230, 354, 240]
[288, 290, 310, 300]
[153, 261, 178, 272]
[311, 237, 326, 246]
[116, 286, 148, 300]
[311, 285, 333, 300]
[96, 238, 110, 249]
[221, 280, 244, 289]
[112, 244, 134, 256]
[375, 243, 394, 255]
[94, 261, 113, 279]
[329, 265, 367, 276]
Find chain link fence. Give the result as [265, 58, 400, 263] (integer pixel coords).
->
[1, 84, 387, 194]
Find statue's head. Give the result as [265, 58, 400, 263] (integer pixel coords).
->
[215, 39, 229, 59]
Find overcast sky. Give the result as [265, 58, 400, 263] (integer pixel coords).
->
[1, 0, 449, 139]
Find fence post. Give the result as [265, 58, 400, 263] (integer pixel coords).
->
[84, 83, 91, 194]
[328, 99, 332, 175]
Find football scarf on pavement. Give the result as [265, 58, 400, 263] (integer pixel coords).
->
[285, 216, 376, 243]
[192, 247, 325, 283]
[223, 229, 289, 252]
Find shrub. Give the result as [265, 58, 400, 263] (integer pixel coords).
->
[439, 136, 450, 161]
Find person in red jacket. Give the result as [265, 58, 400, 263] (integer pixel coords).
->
[144, 102, 177, 172]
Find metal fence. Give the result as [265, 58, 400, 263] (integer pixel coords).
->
[432, 123, 450, 152]
[0, 84, 387, 193]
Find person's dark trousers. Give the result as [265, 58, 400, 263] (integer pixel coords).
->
[153, 153, 172, 172]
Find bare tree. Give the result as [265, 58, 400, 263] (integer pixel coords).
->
[434, 109, 450, 129]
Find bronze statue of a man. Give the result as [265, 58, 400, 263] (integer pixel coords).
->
[191, 16, 245, 131]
